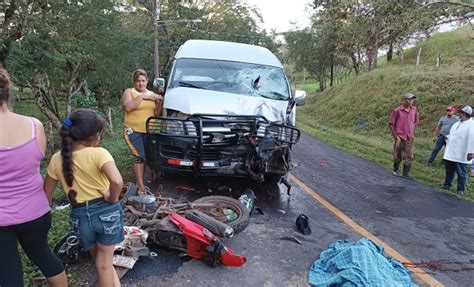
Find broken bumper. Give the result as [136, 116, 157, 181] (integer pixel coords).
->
[145, 114, 300, 178]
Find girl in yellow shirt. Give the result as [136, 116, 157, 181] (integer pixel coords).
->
[44, 109, 124, 287]
[122, 69, 163, 195]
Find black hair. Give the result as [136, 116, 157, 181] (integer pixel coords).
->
[60, 108, 106, 190]
[0, 68, 11, 106]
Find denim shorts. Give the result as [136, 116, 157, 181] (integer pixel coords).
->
[124, 128, 147, 163]
[70, 200, 124, 250]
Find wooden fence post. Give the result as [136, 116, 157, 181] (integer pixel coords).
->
[416, 47, 422, 66]
[436, 54, 442, 67]
[108, 107, 113, 134]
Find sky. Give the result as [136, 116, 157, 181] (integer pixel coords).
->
[244, 0, 312, 33]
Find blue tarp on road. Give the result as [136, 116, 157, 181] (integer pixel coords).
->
[308, 238, 417, 287]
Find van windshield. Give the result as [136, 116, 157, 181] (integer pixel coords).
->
[169, 58, 290, 100]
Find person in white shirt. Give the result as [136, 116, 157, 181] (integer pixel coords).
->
[442, 106, 474, 195]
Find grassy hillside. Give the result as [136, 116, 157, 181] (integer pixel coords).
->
[403, 26, 474, 68]
[296, 27, 474, 199]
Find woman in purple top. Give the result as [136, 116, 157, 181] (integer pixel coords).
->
[0, 68, 67, 286]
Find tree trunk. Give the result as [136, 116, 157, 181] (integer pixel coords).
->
[65, 61, 84, 117]
[318, 73, 324, 92]
[367, 50, 373, 71]
[387, 42, 393, 62]
[368, 8, 381, 71]
[350, 53, 360, 75]
[34, 88, 61, 129]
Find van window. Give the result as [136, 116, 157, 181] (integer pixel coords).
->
[169, 58, 290, 100]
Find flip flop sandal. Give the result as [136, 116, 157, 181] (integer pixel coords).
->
[138, 186, 153, 196]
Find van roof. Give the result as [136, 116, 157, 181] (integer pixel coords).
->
[175, 40, 283, 68]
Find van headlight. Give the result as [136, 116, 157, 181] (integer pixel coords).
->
[162, 120, 197, 136]
[266, 125, 300, 144]
[163, 120, 184, 135]
[147, 118, 197, 136]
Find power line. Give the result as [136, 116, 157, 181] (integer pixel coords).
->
[189, 29, 262, 39]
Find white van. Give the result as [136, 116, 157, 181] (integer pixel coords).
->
[146, 40, 300, 183]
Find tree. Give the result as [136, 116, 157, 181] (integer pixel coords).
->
[1, 0, 278, 128]
[4, 1, 150, 127]
[309, 0, 473, 74]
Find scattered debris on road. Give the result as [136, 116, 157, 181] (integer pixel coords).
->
[238, 188, 256, 215]
[279, 177, 292, 195]
[295, 214, 312, 235]
[280, 236, 303, 245]
[255, 207, 265, 215]
[175, 185, 196, 192]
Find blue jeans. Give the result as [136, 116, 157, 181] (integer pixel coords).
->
[443, 160, 468, 193]
[428, 135, 446, 163]
[70, 200, 124, 250]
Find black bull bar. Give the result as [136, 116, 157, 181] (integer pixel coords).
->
[145, 114, 300, 176]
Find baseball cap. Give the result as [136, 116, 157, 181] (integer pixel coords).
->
[403, 92, 416, 100]
[461, 106, 472, 115]
[446, 106, 455, 112]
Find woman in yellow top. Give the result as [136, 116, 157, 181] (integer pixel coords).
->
[44, 109, 124, 287]
[122, 69, 163, 195]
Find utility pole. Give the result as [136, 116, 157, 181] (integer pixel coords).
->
[153, 0, 160, 79]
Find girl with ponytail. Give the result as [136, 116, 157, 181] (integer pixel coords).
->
[44, 108, 124, 287]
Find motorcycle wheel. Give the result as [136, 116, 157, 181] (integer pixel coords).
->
[193, 196, 250, 234]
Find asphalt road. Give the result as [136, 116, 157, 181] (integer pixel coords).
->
[113, 133, 474, 286]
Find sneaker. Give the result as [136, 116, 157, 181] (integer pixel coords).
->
[457, 190, 465, 196]
[392, 171, 401, 176]
[441, 185, 450, 191]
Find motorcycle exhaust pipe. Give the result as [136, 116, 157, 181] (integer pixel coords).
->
[185, 210, 234, 238]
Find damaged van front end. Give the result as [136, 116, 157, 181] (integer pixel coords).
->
[146, 40, 300, 183]
[146, 114, 299, 182]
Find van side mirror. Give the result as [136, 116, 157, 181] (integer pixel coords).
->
[153, 78, 166, 88]
[294, 90, 307, 106]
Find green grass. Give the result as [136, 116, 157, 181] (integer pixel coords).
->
[296, 27, 474, 201]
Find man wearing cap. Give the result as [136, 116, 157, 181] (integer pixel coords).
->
[442, 106, 474, 195]
[388, 92, 419, 178]
[427, 106, 459, 165]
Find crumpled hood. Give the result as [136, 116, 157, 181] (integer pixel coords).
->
[163, 87, 289, 123]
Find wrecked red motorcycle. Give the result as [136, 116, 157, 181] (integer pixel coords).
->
[122, 183, 249, 266]
[54, 183, 250, 268]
